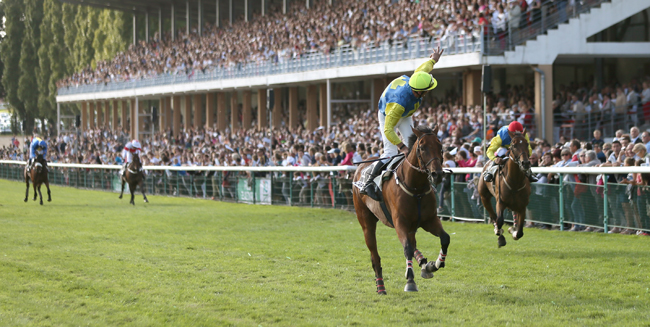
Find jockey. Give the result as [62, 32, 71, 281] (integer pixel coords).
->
[27, 134, 48, 172]
[482, 121, 537, 183]
[360, 46, 444, 200]
[120, 139, 142, 175]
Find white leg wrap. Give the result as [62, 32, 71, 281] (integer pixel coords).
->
[435, 251, 446, 269]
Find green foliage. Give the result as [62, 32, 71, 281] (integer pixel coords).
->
[17, 0, 44, 133]
[48, 1, 66, 110]
[37, 0, 54, 121]
[0, 179, 648, 326]
[72, 6, 98, 71]
[93, 10, 127, 65]
[61, 4, 78, 75]
[1, 0, 26, 133]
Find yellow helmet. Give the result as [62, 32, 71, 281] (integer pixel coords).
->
[409, 72, 438, 91]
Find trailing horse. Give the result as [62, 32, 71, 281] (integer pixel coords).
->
[477, 130, 532, 248]
[352, 125, 450, 294]
[119, 153, 149, 205]
[24, 155, 51, 205]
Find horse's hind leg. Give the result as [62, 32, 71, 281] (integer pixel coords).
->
[395, 222, 418, 292]
[119, 177, 125, 199]
[45, 179, 51, 202]
[420, 218, 450, 278]
[37, 184, 43, 205]
[353, 193, 386, 295]
[33, 182, 38, 201]
[130, 183, 135, 205]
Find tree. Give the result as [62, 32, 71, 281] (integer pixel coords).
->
[72, 6, 98, 71]
[38, 0, 54, 121]
[62, 4, 78, 75]
[48, 0, 66, 111]
[1, 0, 26, 134]
[18, 0, 44, 134]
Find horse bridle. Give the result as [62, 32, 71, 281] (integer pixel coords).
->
[404, 133, 442, 175]
[507, 135, 529, 173]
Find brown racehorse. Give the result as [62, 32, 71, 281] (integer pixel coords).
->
[119, 153, 148, 205]
[24, 155, 51, 205]
[352, 125, 449, 294]
[477, 129, 532, 248]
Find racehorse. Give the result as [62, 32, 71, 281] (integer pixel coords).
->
[24, 154, 51, 205]
[477, 129, 532, 248]
[352, 125, 449, 294]
[119, 153, 148, 205]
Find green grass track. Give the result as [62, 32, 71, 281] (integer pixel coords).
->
[1, 179, 649, 326]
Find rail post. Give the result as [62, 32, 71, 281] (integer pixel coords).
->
[252, 173, 256, 205]
[289, 172, 293, 206]
[310, 177, 314, 208]
[450, 175, 456, 222]
[603, 174, 608, 233]
[559, 173, 564, 231]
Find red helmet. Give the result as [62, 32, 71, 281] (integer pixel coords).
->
[508, 121, 523, 132]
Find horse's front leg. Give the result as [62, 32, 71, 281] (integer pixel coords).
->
[508, 210, 526, 240]
[140, 180, 149, 203]
[45, 180, 51, 202]
[24, 175, 30, 202]
[37, 184, 43, 205]
[119, 177, 125, 199]
[419, 217, 450, 278]
[33, 182, 38, 201]
[496, 201, 507, 248]
[129, 183, 136, 205]
[395, 222, 418, 292]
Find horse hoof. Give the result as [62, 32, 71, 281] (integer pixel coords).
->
[144, 199, 149, 203]
[421, 268, 434, 279]
[508, 226, 513, 234]
[377, 290, 387, 295]
[24, 198, 27, 202]
[404, 282, 418, 292]
[498, 235, 507, 248]
[118, 196, 122, 199]
[425, 261, 439, 273]
[40, 202, 43, 205]
[48, 199, 51, 202]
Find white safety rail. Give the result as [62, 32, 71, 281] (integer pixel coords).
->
[4, 160, 650, 174]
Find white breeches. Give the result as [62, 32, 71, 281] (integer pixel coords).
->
[378, 111, 414, 162]
[495, 147, 508, 157]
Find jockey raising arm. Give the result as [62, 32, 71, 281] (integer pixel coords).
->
[360, 46, 444, 199]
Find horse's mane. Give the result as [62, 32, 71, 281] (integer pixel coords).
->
[407, 125, 434, 156]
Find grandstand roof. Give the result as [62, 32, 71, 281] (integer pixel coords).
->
[58, 0, 221, 22]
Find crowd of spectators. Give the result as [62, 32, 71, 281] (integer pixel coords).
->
[58, 0, 582, 88]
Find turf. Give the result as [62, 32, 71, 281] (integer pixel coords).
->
[0, 179, 649, 326]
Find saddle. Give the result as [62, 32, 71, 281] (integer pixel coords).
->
[353, 156, 404, 195]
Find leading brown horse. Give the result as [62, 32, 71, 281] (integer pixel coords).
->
[24, 155, 51, 205]
[119, 153, 148, 205]
[352, 125, 449, 294]
[477, 130, 532, 248]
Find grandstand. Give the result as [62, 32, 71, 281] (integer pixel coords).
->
[54, 0, 650, 144]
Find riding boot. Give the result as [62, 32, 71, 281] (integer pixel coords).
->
[360, 162, 384, 201]
[483, 161, 495, 182]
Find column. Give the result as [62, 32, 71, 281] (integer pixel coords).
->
[231, 91, 239, 130]
[535, 65, 554, 142]
[257, 89, 267, 129]
[194, 94, 202, 128]
[173, 95, 181, 137]
[112, 100, 119, 131]
[132, 13, 137, 45]
[245, 0, 248, 22]
[57, 103, 60, 135]
[130, 98, 137, 137]
[121, 100, 128, 132]
[89, 102, 95, 129]
[242, 90, 252, 129]
[104, 101, 110, 129]
[261, 0, 265, 16]
[198, 0, 203, 36]
[145, 11, 149, 41]
[373, 78, 387, 111]
[139, 100, 145, 135]
[158, 7, 162, 40]
[217, 92, 226, 131]
[206, 93, 215, 129]
[229, 0, 233, 25]
[184, 95, 192, 131]
[282, 0, 286, 14]
[326, 79, 331, 129]
[97, 101, 104, 128]
[186, 0, 190, 35]
[159, 97, 166, 132]
[289, 87, 298, 130]
[216, 0, 220, 28]
[319, 84, 327, 128]
[462, 70, 482, 107]
[306, 85, 318, 130]
[273, 88, 282, 129]
[165, 97, 172, 130]
[81, 102, 88, 131]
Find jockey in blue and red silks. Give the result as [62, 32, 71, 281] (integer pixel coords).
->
[482, 121, 537, 183]
[27, 134, 48, 172]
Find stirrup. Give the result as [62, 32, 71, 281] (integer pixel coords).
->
[483, 173, 494, 182]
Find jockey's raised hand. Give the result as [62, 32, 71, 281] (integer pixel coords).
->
[430, 46, 444, 63]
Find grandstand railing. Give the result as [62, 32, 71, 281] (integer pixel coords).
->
[57, 34, 482, 96]
[2, 160, 649, 234]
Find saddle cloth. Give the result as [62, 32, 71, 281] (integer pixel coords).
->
[353, 156, 404, 191]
